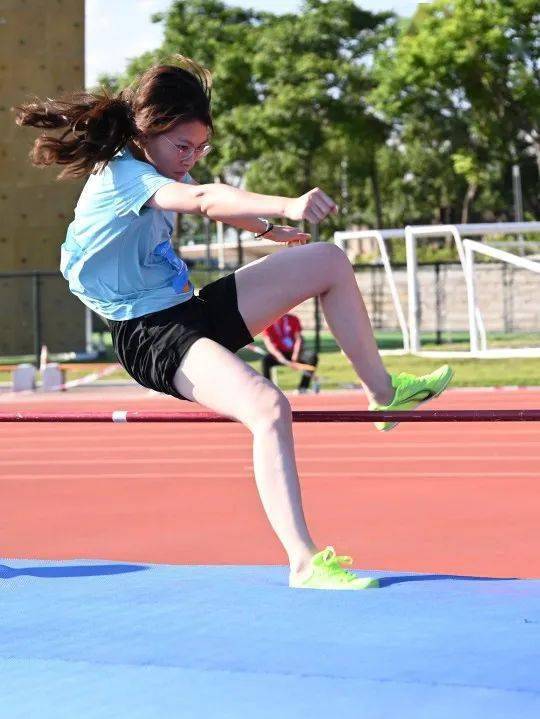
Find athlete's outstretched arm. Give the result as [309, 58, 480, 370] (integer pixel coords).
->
[147, 181, 338, 230]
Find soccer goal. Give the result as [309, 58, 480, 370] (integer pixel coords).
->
[334, 222, 540, 358]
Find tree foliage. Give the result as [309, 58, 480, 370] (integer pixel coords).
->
[371, 0, 540, 222]
[92, 0, 539, 234]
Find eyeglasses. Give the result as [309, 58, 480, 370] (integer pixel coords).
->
[164, 136, 213, 161]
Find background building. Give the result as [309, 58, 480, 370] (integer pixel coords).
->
[0, 0, 86, 354]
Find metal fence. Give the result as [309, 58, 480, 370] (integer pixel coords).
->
[1, 259, 538, 363]
[0, 271, 86, 360]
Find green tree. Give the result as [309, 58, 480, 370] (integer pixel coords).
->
[92, 0, 396, 236]
[120, 0, 263, 253]
[371, 0, 540, 222]
[238, 0, 395, 233]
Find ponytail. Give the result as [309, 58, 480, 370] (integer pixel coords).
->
[15, 91, 137, 179]
[15, 55, 214, 180]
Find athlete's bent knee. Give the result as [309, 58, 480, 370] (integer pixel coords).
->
[248, 384, 292, 429]
[313, 241, 350, 275]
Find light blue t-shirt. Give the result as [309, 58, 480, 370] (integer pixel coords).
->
[60, 147, 194, 320]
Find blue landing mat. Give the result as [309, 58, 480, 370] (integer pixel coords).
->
[1, 560, 539, 719]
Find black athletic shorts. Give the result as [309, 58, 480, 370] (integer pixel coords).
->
[108, 272, 254, 401]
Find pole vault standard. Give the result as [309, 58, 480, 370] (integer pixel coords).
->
[0, 410, 539, 423]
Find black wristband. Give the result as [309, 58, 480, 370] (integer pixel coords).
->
[254, 219, 274, 239]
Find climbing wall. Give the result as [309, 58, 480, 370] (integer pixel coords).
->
[0, 0, 86, 355]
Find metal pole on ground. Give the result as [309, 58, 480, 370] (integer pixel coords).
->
[512, 164, 524, 255]
[214, 177, 226, 270]
[434, 263, 442, 345]
[32, 272, 42, 369]
[310, 222, 321, 355]
[405, 227, 420, 352]
[85, 309, 94, 354]
[236, 228, 243, 267]
[203, 216, 212, 268]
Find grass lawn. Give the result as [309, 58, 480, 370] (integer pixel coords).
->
[240, 339, 540, 391]
[239, 331, 540, 391]
[2, 331, 539, 389]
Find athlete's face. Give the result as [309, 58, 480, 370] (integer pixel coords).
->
[130, 120, 212, 180]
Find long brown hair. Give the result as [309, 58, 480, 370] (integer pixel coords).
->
[14, 55, 213, 179]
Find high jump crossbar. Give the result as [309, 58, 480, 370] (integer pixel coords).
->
[1, 410, 539, 423]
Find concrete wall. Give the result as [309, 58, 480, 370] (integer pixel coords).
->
[0, 0, 86, 354]
[292, 263, 540, 338]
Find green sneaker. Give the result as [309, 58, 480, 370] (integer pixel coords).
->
[369, 364, 454, 432]
[289, 546, 379, 590]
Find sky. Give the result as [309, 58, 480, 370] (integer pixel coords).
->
[85, 0, 432, 87]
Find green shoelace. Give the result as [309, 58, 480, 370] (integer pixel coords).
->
[317, 547, 359, 583]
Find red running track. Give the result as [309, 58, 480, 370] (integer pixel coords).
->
[1, 386, 539, 578]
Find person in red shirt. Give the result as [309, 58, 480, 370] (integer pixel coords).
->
[262, 313, 318, 392]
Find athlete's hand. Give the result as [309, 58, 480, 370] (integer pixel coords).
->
[285, 188, 338, 224]
[265, 225, 311, 246]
